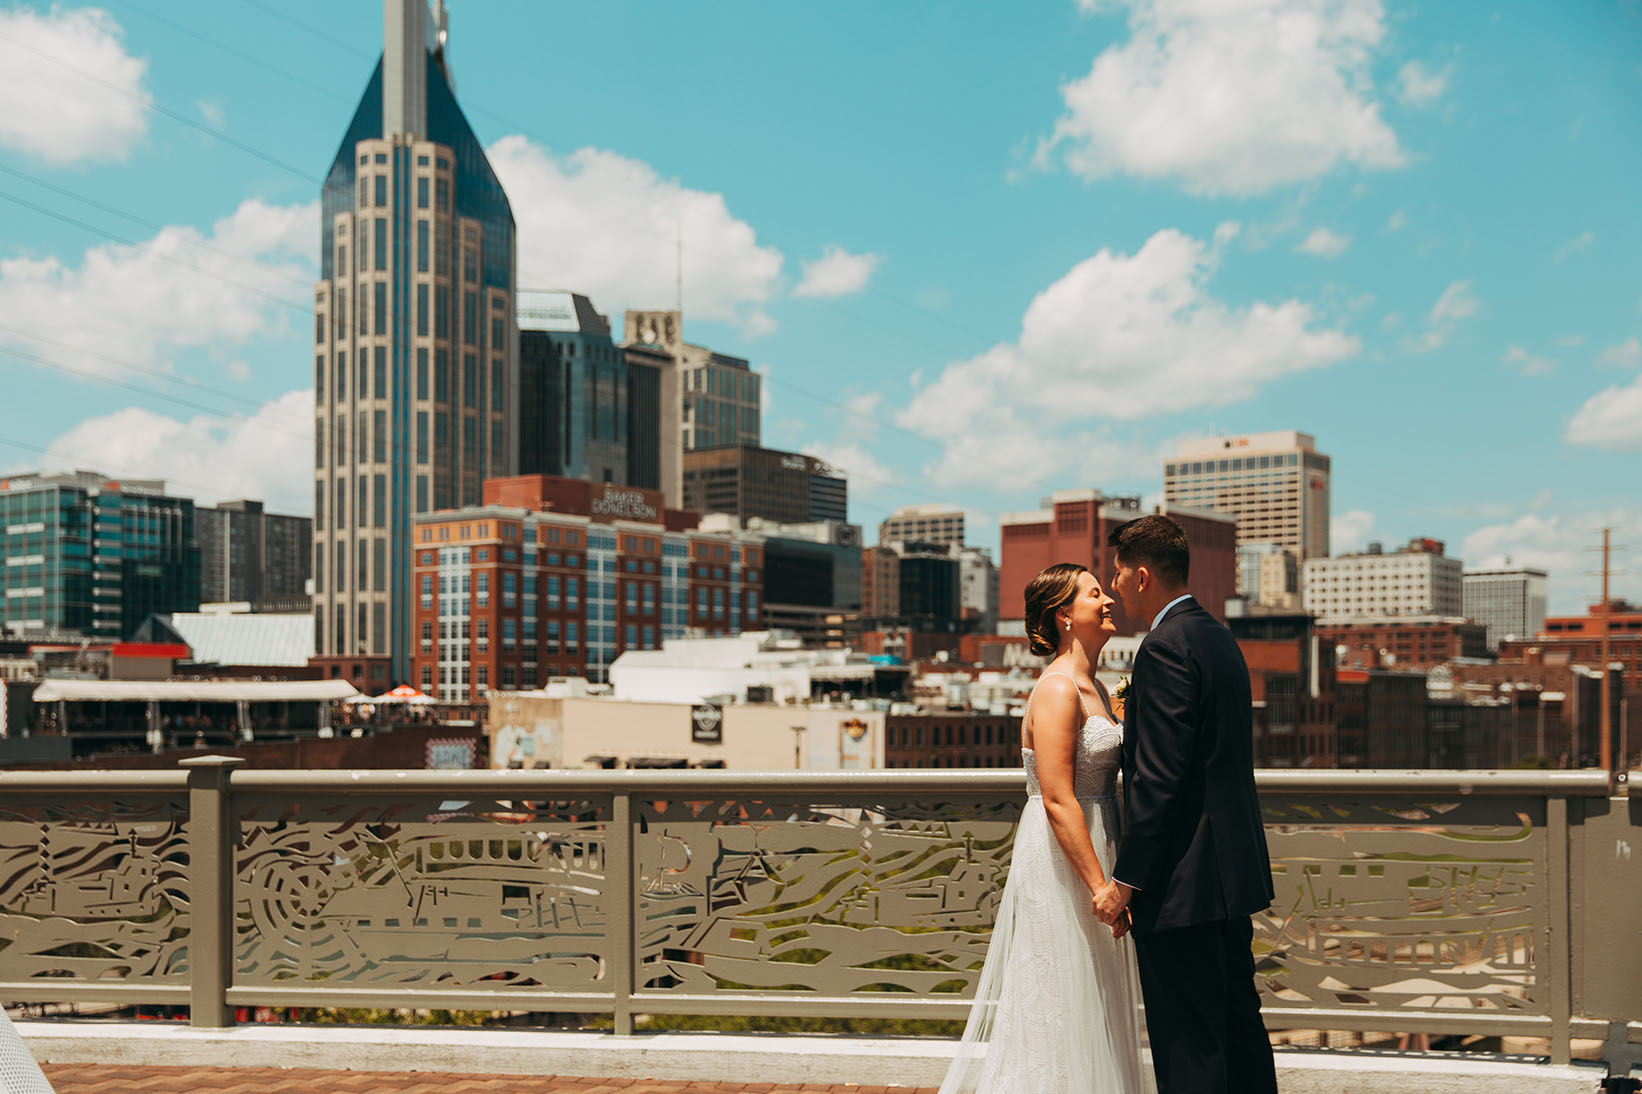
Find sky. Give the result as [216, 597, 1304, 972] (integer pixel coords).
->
[0, 0, 1638, 614]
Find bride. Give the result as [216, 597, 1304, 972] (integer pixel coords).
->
[939, 563, 1153, 1093]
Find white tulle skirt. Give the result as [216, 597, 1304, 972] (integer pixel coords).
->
[939, 795, 1154, 1094]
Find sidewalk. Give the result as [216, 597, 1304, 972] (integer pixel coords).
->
[41, 1066, 937, 1093]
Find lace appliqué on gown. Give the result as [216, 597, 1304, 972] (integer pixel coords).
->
[938, 712, 1153, 1094]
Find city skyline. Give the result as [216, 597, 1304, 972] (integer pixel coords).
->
[1, 1, 1638, 615]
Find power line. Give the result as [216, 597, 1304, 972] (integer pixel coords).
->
[0, 321, 267, 410]
[0, 188, 310, 316]
[0, 28, 320, 184]
[2, 347, 310, 446]
[0, 164, 318, 300]
[108, 0, 356, 107]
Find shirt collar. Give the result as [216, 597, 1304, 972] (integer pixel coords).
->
[1151, 593, 1193, 632]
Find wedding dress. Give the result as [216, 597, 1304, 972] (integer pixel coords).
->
[938, 673, 1153, 1093]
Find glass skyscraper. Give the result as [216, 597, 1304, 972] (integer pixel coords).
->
[312, 0, 516, 682]
[0, 471, 200, 639]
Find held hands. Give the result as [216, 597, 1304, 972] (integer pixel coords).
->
[1091, 879, 1133, 939]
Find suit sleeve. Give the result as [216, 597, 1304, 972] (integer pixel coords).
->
[1113, 634, 1199, 891]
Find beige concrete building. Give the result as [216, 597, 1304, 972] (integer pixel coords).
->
[878, 504, 966, 548]
[488, 691, 884, 771]
[1165, 432, 1330, 587]
[1303, 538, 1464, 620]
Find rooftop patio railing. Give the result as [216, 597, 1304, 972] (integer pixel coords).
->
[0, 762, 1635, 1074]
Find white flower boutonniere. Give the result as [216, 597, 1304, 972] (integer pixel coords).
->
[1113, 676, 1131, 706]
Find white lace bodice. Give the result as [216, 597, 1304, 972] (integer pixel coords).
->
[1022, 714, 1123, 799]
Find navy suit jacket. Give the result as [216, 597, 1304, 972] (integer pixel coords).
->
[1115, 597, 1275, 936]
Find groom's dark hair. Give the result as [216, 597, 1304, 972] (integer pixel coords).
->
[1108, 515, 1190, 588]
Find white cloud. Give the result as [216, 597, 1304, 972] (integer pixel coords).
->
[1502, 345, 1556, 376]
[897, 229, 1357, 488]
[40, 390, 313, 513]
[793, 246, 883, 299]
[197, 99, 224, 128]
[1408, 279, 1479, 352]
[1462, 507, 1642, 613]
[1565, 373, 1642, 451]
[1386, 209, 1407, 231]
[226, 359, 252, 382]
[0, 198, 317, 376]
[487, 136, 783, 334]
[1598, 336, 1641, 368]
[0, 6, 148, 164]
[802, 439, 897, 499]
[1395, 60, 1447, 106]
[1040, 0, 1404, 196]
[1295, 227, 1351, 258]
[1553, 230, 1595, 263]
[1332, 508, 1375, 554]
[1556, 333, 1585, 348]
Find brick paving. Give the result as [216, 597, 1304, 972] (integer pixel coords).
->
[40, 1064, 940, 1093]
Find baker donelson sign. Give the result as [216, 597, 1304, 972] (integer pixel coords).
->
[590, 485, 658, 522]
[691, 703, 722, 743]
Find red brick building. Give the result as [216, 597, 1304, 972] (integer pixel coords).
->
[1320, 616, 1490, 672]
[1228, 613, 1337, 768]
[998, 493, 1236, 634]
[1522, 600, 1642, 696]
[885, 711, 1022, 768]
[412, 475, 764, 702]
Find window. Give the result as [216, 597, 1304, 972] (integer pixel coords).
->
[567, 577, 579, 609]
[374, 282, 387, 335]
[545, 619, 560, 653]
[335, 477, 348, 529]
[476, 618, 489, 648]
[417, 177, 428, 209]
[373, 217, 387, 271]
[421, 575, 433, 609]
[416, 283, 428, 336]
[416, 413, 428, 464]
[566, 621, 579, 649]
[502, 618, 516, 650]
[374, 175, 387, 208]
[624, 624, 637, 649]
[503, 572, 516, 607]
[477, 573, 489, 606]
[421, 620, 432, 652]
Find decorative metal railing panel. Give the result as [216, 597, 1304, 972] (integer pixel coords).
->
[234, 792, 611, 990]
[634, 794, 1020, 997]
[0, 793, 190, 984]
[0, 767, 1631, 1071]
[1258, 793, 1544, 1015]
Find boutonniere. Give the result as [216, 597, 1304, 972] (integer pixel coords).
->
[1114, 676, 1131, 706]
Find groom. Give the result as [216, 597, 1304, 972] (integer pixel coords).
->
[1092, 515, 1278, 1094]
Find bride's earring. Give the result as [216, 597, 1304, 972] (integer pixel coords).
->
[1063, 619, 1071, 631]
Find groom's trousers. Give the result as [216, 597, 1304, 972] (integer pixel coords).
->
[1134, 916, 1277, 1094]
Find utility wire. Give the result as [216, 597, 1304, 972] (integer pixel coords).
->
[0, 28, 321, 184]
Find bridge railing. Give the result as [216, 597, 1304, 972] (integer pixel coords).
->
[0, 762, 1634, 1070]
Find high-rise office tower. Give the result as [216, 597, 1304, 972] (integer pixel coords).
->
[0, 471, 200, 639]
[312, 0, 516, 681]
[196, 499, 311, 607]
[1165, 431, 1330, 572]
[1463, 567, 1548, 650]
[878, 504, 966, 548]
[517, 292, 629, 486]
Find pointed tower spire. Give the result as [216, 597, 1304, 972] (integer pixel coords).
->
[382, 0, 427, 138]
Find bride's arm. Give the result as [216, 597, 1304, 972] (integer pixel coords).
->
[1029, 674, 1108, 896]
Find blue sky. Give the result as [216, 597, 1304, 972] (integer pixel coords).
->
[0, 0, 1638, 612]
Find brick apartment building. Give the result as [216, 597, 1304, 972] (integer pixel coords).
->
[1228, 613, 1336, 768]
[999, 492, 1236, 634]
[412, 475, 763, 701]
[1514, 600, 1642, 695]
[1320, 616, 1489, 672]
[885, 711, 1021, 769]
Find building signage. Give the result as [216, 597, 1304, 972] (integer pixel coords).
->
[842, 717, 869, 741]
[590, 485, 658, 522]
[779, 455, 811, 471]
[691, 703, 722, 743]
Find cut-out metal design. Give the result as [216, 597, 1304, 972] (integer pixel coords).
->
[634, 796, 1022, 996]
[1257, 795, 1545, 1014]
[0, 798, 190, 982]
[233, 794, 610, 988]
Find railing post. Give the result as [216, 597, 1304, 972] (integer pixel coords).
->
[1545, 791, 1571, 1066]
[609, 787, 634, 1036]
[180, 755, 244, 1028]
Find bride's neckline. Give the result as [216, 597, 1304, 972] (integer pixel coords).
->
[1022, 712, 1120, 752]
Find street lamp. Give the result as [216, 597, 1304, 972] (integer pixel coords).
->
[791, 723, 806, 770]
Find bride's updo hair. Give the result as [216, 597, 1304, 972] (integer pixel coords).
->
[1024, 563, 1087, 657]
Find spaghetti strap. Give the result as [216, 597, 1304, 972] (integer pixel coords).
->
[1027, 670, 1092, 721]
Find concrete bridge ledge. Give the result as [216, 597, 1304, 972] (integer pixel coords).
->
[14, 1022, 1609, 1093]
